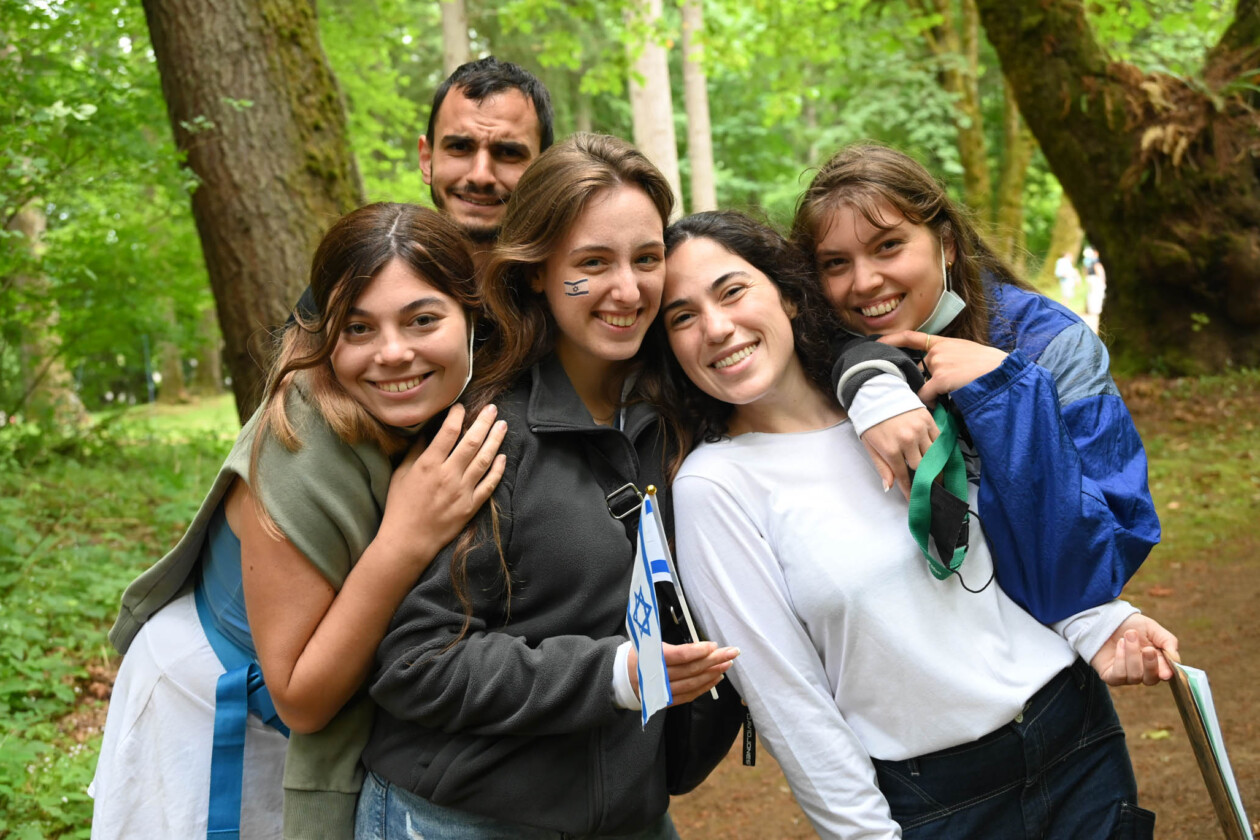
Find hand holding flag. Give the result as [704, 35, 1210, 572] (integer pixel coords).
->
[626, 487, 738, 726]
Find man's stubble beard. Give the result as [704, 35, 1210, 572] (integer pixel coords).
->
[431, 183, 503, 245]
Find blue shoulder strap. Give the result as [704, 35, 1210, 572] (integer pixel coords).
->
[194, 583, 289, 840]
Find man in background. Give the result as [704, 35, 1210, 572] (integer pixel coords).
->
[418, 56, 554, 245]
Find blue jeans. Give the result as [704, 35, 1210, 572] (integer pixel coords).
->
[872, 659, 1155, 839]
[354, 771, 681, 840]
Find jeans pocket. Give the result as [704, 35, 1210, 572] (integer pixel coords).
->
[1108, 801, 1156, 840]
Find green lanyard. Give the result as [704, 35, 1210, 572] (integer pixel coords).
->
[908, 404, 970, 579]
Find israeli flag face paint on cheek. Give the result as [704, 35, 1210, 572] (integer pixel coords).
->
[916, 239, 967, 336]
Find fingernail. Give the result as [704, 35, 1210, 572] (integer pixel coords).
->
[883, 481, 892, 493]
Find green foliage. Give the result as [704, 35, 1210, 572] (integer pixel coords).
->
[0, 397, 238, 837]
[1087, 0, 1232, 75]
[0, 0, 215, 419]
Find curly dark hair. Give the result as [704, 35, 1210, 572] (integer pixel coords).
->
[652, 210, 846, 476]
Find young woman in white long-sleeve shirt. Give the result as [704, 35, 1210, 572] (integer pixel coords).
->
[652, 210, 1177, 840]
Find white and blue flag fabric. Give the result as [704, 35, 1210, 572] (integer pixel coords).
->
[627, 494, 673, 727]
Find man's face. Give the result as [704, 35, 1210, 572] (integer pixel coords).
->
[419, 88, 542, 242]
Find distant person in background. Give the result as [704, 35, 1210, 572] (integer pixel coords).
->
[1054, 248, 1080, 302]
[1083, 245, 1107, 316]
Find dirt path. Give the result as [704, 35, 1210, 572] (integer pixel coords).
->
[671, 378, 1260, 838]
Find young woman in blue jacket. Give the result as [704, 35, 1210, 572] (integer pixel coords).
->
[791, 144, 1161, 624]
[657, 208, 1175, 838]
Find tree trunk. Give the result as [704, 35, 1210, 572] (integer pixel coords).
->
[914, 0, 991, 212]
[440, 0, 470, 75]
[8, 204, 88, 426]
[992, 83, 1038, 272]
[1036, 193, 1084, 289]
[680, 0, 717, 213]
[156, 299, 190, 405]
[190, 304, 224, 396]
[976, 0, 1260, 372]
[141, 0, 364, 421]
[626, 0, 683, 215]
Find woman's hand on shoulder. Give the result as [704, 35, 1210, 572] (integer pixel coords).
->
[378, 403, 508, 571]
[879, 330, 1007, 405]
[1090, 613, 1179, 686]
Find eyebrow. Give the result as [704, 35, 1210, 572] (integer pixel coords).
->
[816, 221, 906, 256]
[662, 270, 747, 313]
[347, 296, 450, 318]
[567, 239, 665, 258]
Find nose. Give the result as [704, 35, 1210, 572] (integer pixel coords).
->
[374, 331, 415, 366]
[607, 264, 641, 306]
[700, 305, 734, 344]
[465, 150, 495, 190]
[850, 257, 882, 296]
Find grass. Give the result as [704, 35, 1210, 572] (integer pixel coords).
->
[0, 377, 1257, 837]
[0, 396, 239, 838]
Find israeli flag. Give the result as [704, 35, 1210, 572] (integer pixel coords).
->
[628, 494, 673, 726]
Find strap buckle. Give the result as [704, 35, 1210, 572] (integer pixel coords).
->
[606, 482, 644, 521]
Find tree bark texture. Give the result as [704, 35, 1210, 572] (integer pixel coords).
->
[157, 299, 189, 405]
[441, 0, 470, 75]
[191, 304, 225, 396]
[914, 0, 992, 213]
[142, 0, 364, 420]
[626, 0, 683, 216]
[9, 204, 87, 425]
[993, 83, 1038, 273]
[681, 0, 717, 213]
[976, 0, 1260, 372]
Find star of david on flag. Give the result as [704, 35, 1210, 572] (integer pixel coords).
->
[627, 493, 673, 726]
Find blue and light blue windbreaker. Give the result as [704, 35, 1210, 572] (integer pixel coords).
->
[948, 281, 1160, 623]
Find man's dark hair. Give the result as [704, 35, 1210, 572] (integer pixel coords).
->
[425, 56, 554, 151]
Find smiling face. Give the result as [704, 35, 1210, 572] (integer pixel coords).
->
[330, 259, 471, 428]
[419, 87, 542, 241]
[534, 185, 665, 385]
[663, 236, 811, 418]
[814, 199, 954, 335]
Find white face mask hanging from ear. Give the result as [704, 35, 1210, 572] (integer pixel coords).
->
[444, 316, 477, 410]
[916, 239, 967, 335]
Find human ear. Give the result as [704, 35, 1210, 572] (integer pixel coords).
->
[529, 270, 545, 294]
[941, 228, 958, 268]
[418, 136, 434, 185]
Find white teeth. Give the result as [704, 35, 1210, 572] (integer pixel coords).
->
[599, 313, 636, 327]
[713, 344, 756, 369]
[860, 297, 903, 318]
[376, 376, 421, 393]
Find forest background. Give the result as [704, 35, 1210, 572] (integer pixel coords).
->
[1, 0, 1258, 837]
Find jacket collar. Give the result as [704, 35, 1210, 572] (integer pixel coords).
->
[525, 353, 658, 441]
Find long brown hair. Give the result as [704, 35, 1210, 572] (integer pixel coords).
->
[250, 203, 476, 494]
[791, 143, 1034, 346]
[445, 134, 675, 643]
[465, 132, 675, 418]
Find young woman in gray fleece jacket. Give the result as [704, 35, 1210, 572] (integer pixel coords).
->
[356, 135, 739, 840]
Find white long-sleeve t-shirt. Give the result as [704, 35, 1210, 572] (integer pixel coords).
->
[673, 420, 1135, 840]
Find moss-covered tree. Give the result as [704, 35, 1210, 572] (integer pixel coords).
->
[976, 0, 1260, 371]
[142, 0, 364, 419]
